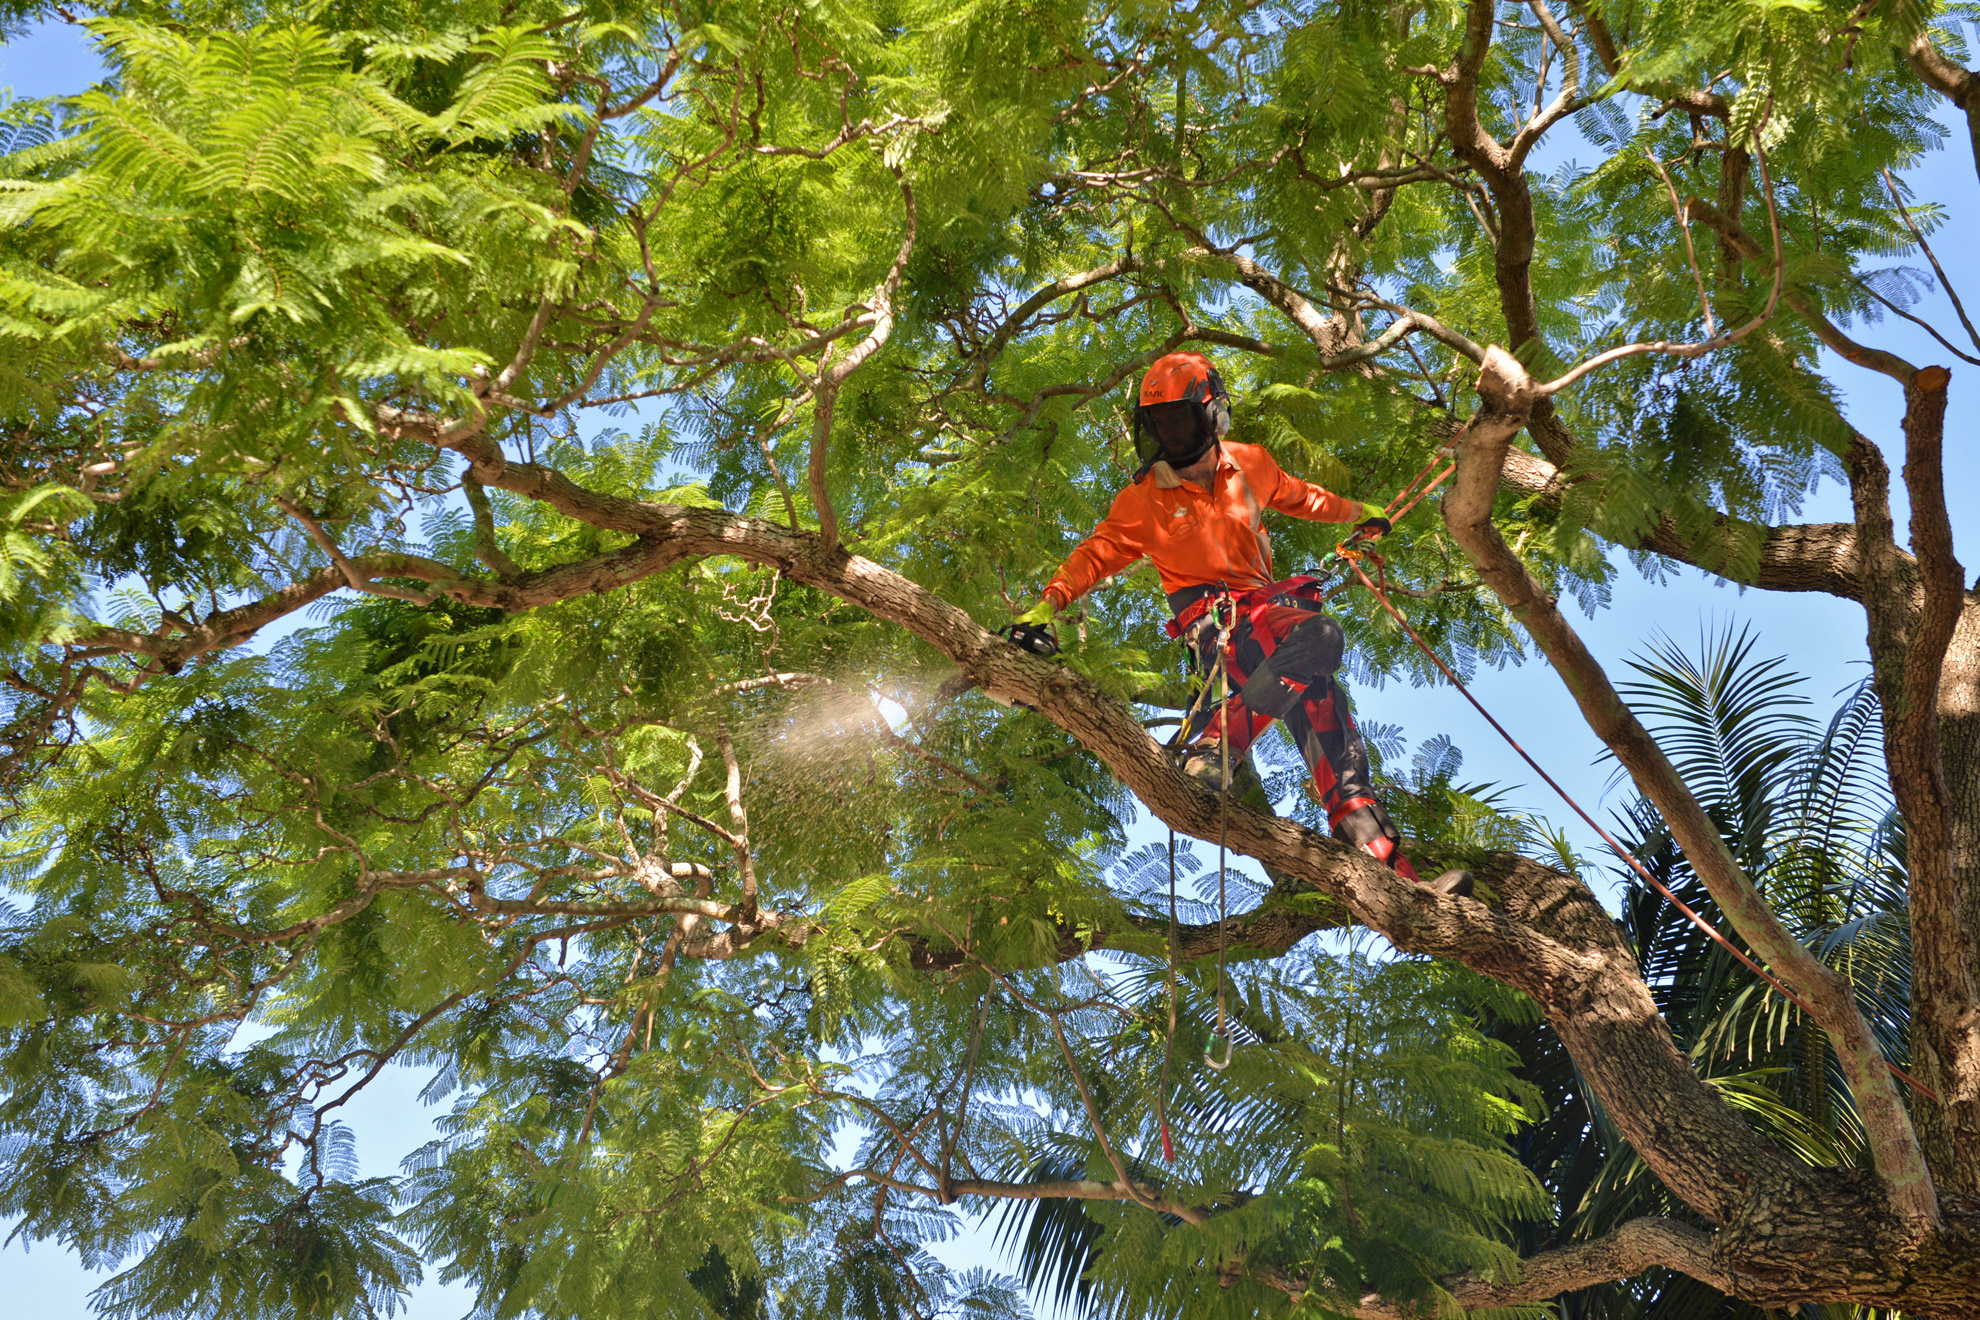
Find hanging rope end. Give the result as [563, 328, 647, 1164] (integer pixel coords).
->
[1204, 1033, 1233, 1071]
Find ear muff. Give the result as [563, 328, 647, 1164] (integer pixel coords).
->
[1201, 365, 1231, 437]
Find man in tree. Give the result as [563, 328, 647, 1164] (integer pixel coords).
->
[1016, 351, 1472, 897]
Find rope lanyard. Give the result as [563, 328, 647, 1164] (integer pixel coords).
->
[1336, 544, 1935, 1102]
[1158, 828, 1179, 1163]
[1156, 629, 1235, 1163]
[1208, 651, 1233, 1072]
[1195, 633, 1227, 1076]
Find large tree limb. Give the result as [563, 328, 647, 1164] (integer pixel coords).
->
[1564, 0, 1731, 119]
[1857, 364, 1980, 1191]
[1435, 0, 1545, 357]
[1496, 446, 1879, 600]
[1342, 1218, 1728, 1317]
[1447, 346, 1940, 1227]
[1939, 600, 1980, 1181]
[68, 540, 689, 676]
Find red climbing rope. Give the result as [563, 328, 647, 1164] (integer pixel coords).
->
[1386, 461, 1456, 526]
[1337, 547, 1937, 1102]
[1380, 436, 1461, 519]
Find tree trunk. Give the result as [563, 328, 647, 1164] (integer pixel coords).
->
[1844, 367, 1980, 1198]
[1923, 595, 1980, 1193]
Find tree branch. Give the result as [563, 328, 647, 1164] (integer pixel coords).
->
[1870, 365, 1980, 1176]
[811, 172, 916, 553]
[1495, 446, 1878, 600]
[1538, 131, 1784, 395]
[1906, 34, 1980, 180]
[1341, 1218, 1729, 1317]
[1685, 198, 1920, 384]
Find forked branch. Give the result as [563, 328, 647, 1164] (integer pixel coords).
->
[1446, 347, 1939, 1227]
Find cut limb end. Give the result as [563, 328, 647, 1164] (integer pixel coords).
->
[1475, 344, 1539, 415]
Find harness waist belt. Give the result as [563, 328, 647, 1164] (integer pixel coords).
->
[1165, 583, 1227, 616]
[1163, 575, 1328, 638]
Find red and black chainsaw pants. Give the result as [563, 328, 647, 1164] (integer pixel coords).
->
[1186, 599, 1421, 881]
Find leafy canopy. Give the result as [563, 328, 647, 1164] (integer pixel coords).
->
[0, 0, 1963, 1316]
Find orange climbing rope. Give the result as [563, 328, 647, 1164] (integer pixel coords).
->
[1334, 449, 1936, 1103]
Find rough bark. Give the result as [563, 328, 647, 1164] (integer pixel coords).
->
[1688, 151, 1980, 1193]
[1496, 447, 1876, 599]
[1944, 597, 1980, 1091]
[1349, 1218, 1732, 1317]
[1440, 0, 1545, 360]
[1851, 365, 1980, 1195]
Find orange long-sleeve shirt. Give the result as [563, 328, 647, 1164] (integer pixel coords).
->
[1042, 442, 1363, 608]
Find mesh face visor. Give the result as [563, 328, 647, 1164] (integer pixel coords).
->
[1135, 398, 1216, 471]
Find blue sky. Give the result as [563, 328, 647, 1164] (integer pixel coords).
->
[3, 14, 1977, 1319]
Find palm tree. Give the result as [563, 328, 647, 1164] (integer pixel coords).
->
[1497, 624, 1911, 1320]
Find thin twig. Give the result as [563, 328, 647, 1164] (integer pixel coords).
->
[1650, 154, 1715, 337]
[1538, 113, 1785, 395]
[1880, 166, 1980, 356]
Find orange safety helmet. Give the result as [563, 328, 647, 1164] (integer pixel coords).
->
[1133, 351, 1230, 476]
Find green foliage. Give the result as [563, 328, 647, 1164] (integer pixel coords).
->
[0, 0, 1955, 1315]
[1026, 949, 1549, 1320]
